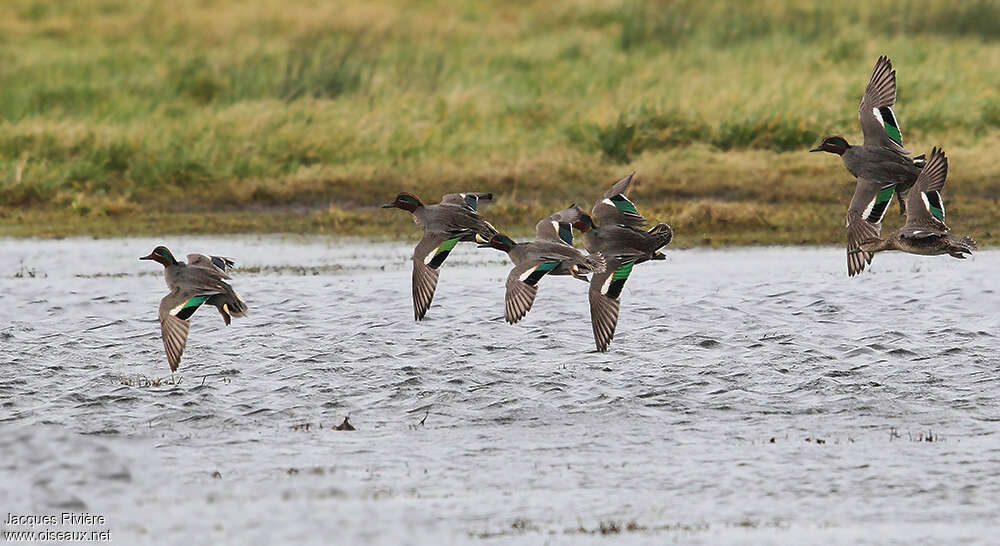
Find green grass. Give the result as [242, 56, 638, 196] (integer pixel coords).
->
[2, 0, 1000, 245]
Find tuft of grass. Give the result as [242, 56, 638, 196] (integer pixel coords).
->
[277, 35, 370, 102]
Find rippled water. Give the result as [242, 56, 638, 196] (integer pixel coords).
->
[1, 236, 999, 544]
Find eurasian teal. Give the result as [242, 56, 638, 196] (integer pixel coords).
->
[810, 55, 928, 276]
[479, 207, 606, 324]
[572, 173, 673, 352]
[382, 192, 498, 320]
[140, 246, 248, 372]
[859, 147, 977, 260]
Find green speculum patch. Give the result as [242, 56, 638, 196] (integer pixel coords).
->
[925, 191, 945, 220]
[176, 295, 210, 320]
[524, 261, 560, 286]
[557, 223, 574, 245]
[606, 263, 634, 299]
[428, 238, 460, 269]
[612, 262, 634, 280]
[866, 185, 896, 223]
[878, 106, 902, 146]
[610, 195, 639, 215]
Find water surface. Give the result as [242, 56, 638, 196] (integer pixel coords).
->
[1, 237, 998, 544]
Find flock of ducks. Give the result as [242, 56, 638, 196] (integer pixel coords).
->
[810, 55, 977, 275]
[380, 171, 673, 354]
[140, 56, 978, 372]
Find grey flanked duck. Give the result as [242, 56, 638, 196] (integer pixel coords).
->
[810, 55, 929, 276]
[572, 173, 673, 352]
[859, 147, 977, 261]
[480, 207, 606, 324]
[382, 192, 498, 320]
[140, 246, 248, 372]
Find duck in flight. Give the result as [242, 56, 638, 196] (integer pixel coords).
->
[382, 192, 498, 320]
[140, 246, 247, 372]
[859, 147, 977, 262]
[479, 206, 605, 325]
[810, 55, 928, 276]
[572, 173, 673, 352]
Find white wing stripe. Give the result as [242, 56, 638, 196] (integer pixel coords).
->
[600, 274, 614, 296]
[872, 107, 884, 125]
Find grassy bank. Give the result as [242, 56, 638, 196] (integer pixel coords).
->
[2, 0, 999, 244]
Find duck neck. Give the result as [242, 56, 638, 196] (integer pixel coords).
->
[861, 237, 896, 253]
[492, 240, 515, 253]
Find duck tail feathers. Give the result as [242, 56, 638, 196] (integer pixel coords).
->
[211, 256, 236, 271]
[584, 252, 607, 274]
[209, 284, 248, 322]
[647, 222, 673, 252]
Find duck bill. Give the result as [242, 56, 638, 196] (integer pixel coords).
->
[381, 203, 396, 208]
[809, 146, 823, 152]
[139, 253, 155, 261]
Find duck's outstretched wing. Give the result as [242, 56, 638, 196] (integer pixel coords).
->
[901, 147, 950, 238]
[174, 261, 233, 294]
[859, 55, 908, 153]
[504, 260, 560, 324]
[535, 205, 583, 245]
[158, 292, 198, 372]
[586, 252, 643, 352]
[186, 254, 235, 278]
[592, 173, 646, 228]
[411, 231, 457, 320]
[846, 176, 893, 277]
[441, 192, 493, 212]
[588, 258, 636, 352]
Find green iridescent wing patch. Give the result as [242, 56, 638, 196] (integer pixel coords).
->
[427, 238, 460, 269]
[605, 262, 634, 299]
[924, 191, 945, 220]
[557, 223, 574, 246]
[864, 185, 896, 224]
[876, 106, 902, 146]
[175, 295, 209, 320]
[609, 194, 639, 215]
[523, 261, 560, 286]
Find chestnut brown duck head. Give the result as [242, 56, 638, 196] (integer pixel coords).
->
[139, 245, 178, 267]
[478, 233, 517, 253]
[810, 136, 851, 156]
[381, 192, 424, 212]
